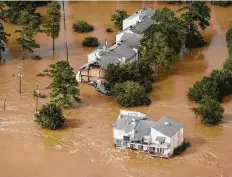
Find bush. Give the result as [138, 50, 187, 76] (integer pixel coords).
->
[105, 60, 154, 93]
[73, 20, 94, 33]
[113, 81, 151, 107]
[188, 70, 232, 103]
[173, 140, 191, 156]
[191, 97, 224, 125]
[82, 36, 99, 47]
[35, 103, 65, 130]
[223, 56, 232, 71]
[106, 28, 113, 32]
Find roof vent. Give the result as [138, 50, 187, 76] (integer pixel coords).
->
[164, 122, 170, 126]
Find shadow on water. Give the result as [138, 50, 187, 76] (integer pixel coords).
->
[185, 136, 206, 154]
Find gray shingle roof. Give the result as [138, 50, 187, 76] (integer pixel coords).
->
[126, 7, 155, 20]
[120, 33, 141, 50]
[114, 114, 147, 133]
[152, 116, 183, 138]
[130, 19, 154, 34]
[134, 120, 154, 141]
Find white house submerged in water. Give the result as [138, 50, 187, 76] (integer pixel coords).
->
[113, 110, 184, 158]
[76, 7, 155, 83]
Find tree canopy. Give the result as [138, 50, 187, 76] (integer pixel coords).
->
[43, 1, 61, 51]
[111, 9, 128, 30]
[35, 103, 65, 130]
[105, 60, 154, 93]
[15, 10, 40, 59]
[0, 23, 10, 60]
[151, 7, 187, 53]
[4, 1, 42, 24]
[191, 97, 224, 125]
[223, 56, 232, 72]
[47, 60, 81, 108]
[178, 1, 211, 48]
[188, 69, 232, 103]
[141, 31, 177, 73]
[113, 81, 151, 107]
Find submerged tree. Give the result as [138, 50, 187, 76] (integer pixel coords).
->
[15, 10, 40, 59]
[111, 9, 128, 30]
[43, 1, 61, 52]
[4, 1, 42, 25]
[151, 7, 187, 53]
[141, 31, 177, 73]
[178, 1, 211, 48]
[0, 2, 10, 60]
[113, 81, 151, 107]
[191, 97, 224, 125]
[35, 103, 65, 130]
[47, 60, 81, 108]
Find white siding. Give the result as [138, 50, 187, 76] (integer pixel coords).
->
[88, 52, 97, 63]
[150, 128, 172, 155]
[113, 128, 125, 140]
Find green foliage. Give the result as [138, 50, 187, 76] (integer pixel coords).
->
[105, 60, 154, 93]
[106, 28, 113, 32]
[178, 1, 211, 48]
[82, 36, 99, 47]
[4, 1, 42, 25]
[113, 81, 151, 107]
[0, 23, 10, 60]
[223, 56, 232, 71]
[211, 1, 232, 7]
[73, 20, 94, 33]
[47, 60, 81, 108]
[173, 140, 191, 156]
[191, 97, 224, 125]
[151, 8, 187, 53]
[43, 1, 61, 51]
[188, 70, 232, 102]
[226, 25, 232, 55]
[15, 10, 41, 59]
[35, 103, 65, 130]
[141, 31, 177, 72]
[111, 9, 128, 30]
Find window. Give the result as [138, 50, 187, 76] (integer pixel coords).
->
[116, 140, 122, 147]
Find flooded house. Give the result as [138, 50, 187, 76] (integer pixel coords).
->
[76, 7, 155, 83]
[113, 110, 184, 158]
[76, 40, 139, 83]
[122, 7, 155, 30]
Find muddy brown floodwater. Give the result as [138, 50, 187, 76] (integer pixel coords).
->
[0, 2, 232, 177]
